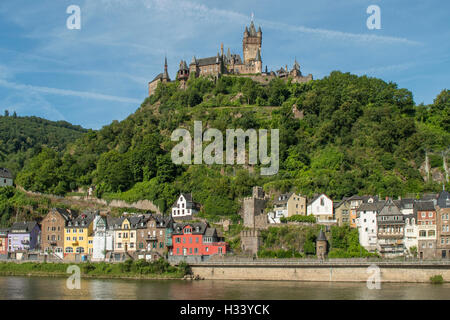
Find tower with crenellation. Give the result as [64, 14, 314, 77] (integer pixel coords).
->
[243, 20, 262, 67]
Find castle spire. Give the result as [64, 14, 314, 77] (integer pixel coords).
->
[163, 56, 169, 80]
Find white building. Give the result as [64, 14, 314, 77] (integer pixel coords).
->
[307, 194, 334, 223]
[356, 201, 385, 251]
[0, 168, 13, 187]
[403, 214, 418, 255]
[171, 193, 200, 218]
[92, 214, 114, 261]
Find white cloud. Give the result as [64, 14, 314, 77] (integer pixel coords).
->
[0, 79, 141, 104]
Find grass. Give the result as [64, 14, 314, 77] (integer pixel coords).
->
[430, 275, 444, 284]
[0, 259, 190, 279]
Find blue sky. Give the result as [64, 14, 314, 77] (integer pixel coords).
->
[0, 0, 449, 129]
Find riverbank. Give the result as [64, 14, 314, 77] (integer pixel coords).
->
[0, 260, 189, 280]
[190, 261, 450, 283]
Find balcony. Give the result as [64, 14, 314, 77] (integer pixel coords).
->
[145, 235, 157, 242]
[72, 241, 79, 246]
[49, 241, 57, 246]
[21, 240, 30, 245]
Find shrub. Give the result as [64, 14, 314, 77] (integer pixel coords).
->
[430, 275, 444, 284]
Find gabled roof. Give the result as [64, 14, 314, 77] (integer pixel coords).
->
[379, 201, 401, 216]
[0, 168, 13, 179]
[414, 200, 436, 212]
[51, 208, 77, 221]
[67, 211, 95, 228]
[150, 73, 163, 83]
[204, 227, 217, 238]
[196, 56, 220, 67]
[307, 194, 330, 206]
[10, 221, 38, 233]
[357, 201, 386, 212]
[273, 192, 294, 205]
[172, 222, 208, 235]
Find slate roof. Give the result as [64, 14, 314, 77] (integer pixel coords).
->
[437, 190, 450, 208]
[357, 201, 386, 212]
[52, 208, 77, 221]
[171, 193, 200, 210]
[414, 200, 436, 212]
[273, 192, 294, 205]
[0, 168, 13, 179]
[67, 212, 95, 228]
[204, 228, 217, 238]
[317, 229, 327, 241]
[150, 73, 163, 83]
[196, 56, 220, 67]
[10, 221, 38, 233]
[172, 222, 208, 235]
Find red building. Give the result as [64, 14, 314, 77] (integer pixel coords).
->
[171, 222, 227, 257]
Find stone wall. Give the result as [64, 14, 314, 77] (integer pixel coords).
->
[191, 263, 450, 283]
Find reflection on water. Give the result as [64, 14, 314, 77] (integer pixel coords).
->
[0, 276, 449, 300]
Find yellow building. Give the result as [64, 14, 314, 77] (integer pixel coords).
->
[64, 213, 94, 259]
[112, 216, 143, 254]
[273, 192, 307, 218]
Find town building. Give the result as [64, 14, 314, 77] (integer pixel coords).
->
[270, 192, 306, 223]
[403, 213, 419, 256]
[171, 193, 200, 219]
[171, 222, 227, 259]
[307, 194, 335, 224]
[394, 198, 415, 215]
[8, 221, 40, 252]
[64, 212, 94, 259]
[0, 168, 13, 187]
[148, 20, 313, 96]
[376, 200, 405, 257]
[415, 200, 437, 260]
[136, 214, 174, 261]
[41, 208, 77, 259]
[436, 189, 450, 259]
[0, 229, 9, 255]
[334, 198, 351, 227]
[91, 213, 115, 261]
[111, 215, 144, 260]
[356, 201, 385, 252]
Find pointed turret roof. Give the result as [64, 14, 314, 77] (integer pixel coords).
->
[190, 56, 197, 65]
[317, 229, 327, 242]
[256, 48, 261, 61]
[162, 56, 169, 80]
[249, 21, 257, 36]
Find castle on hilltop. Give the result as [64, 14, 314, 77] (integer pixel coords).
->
[148, 20, 313, 96]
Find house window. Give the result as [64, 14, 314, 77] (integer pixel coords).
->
[159, 242, 163, 248]
[65, 247, 73, 253]
[205, 247, 209, 252]
[194, 248, 198, 254]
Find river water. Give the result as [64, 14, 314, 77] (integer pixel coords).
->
[0, 276, 449, 300]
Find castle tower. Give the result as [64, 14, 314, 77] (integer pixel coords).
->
[243, 21, 262, 65]
[162, 56, 170, 82]
[177, 60, 189, 89]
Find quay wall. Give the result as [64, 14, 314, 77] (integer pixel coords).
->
[191, 262, 450, 283]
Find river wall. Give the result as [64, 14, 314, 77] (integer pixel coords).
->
[191, 262, 450, 283]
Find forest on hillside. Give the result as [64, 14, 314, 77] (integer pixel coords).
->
[13, 71, 450, 221]
[0, 113, 88, 175]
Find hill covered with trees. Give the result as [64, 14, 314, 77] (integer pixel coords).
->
[14, 71, 450, 221]
[0, 113, 88, 175]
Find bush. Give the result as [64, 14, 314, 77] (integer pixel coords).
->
[430, 275, 444, 284]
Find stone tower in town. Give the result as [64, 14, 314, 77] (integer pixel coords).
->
[316, 229, 328, 259]
[243, 21, 262, 66]
[242, 186, 267, 229]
